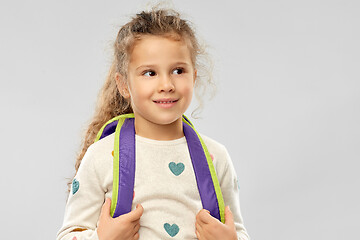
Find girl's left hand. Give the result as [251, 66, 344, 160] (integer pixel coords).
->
[195, 206, 237, 240]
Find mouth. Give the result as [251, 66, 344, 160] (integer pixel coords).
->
[153, 99, 179, 104]
[153, 98, 179, 108]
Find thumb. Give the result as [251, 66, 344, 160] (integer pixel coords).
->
[126, 203, 144, 221]
[224, 206, 235, 227]
[100, 198, 112, 218]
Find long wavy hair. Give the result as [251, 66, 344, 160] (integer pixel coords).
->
[67, 6, 215, 192]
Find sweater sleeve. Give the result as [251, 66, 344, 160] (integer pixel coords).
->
[214, 144, 250, 240]
[56, 144, 105, 240]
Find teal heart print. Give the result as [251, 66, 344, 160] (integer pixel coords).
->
[164, 223, 179, 237]
[168, 162, 185, 176]
[72, 178, 79, 195]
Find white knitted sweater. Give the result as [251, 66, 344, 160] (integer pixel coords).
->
[57, 133, 250, 240]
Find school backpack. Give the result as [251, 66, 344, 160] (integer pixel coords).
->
[94, 113, 225, 223]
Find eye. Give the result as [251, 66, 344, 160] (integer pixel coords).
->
[173, 68, 184, 75]
[143, 70, 156, 77]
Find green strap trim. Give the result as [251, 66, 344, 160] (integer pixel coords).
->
[110, 118, 122, 217]
[182, 116, 226, 223]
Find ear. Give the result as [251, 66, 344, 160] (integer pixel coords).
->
[193, 69, 197, 84]
[115, 72, 130, 99]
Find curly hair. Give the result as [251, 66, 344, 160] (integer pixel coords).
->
[67, 6, 215, 192]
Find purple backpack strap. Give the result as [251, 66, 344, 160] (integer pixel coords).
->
[112, 118, 136, 217]
[183, 121, 221, 221]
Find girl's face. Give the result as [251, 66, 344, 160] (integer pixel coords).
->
[117, 35, 197, 131]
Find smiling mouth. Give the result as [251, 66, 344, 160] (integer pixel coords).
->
[153, 100, 178, 104]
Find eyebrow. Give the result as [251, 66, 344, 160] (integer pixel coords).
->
[135, 62, 190, 71]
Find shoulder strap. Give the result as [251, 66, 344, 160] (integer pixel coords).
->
[95, 113, 135, 217]
[95, 114, 225, 223]
[182, 117, 225, 223]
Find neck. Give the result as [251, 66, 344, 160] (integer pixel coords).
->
[134, 116, 184, 141]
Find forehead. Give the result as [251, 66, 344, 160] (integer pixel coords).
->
[129, 35, 192, 67]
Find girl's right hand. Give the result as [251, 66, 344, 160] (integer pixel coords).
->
[97, 198, 143, 240]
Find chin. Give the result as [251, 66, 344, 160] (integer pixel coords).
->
[153, 115, 183, 126]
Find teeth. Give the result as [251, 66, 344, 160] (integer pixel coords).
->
[156, 100, 175, 103]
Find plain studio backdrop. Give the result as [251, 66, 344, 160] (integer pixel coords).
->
[0, 0, 359, 239]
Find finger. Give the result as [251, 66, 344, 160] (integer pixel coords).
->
[100, 198, 111, 218]
[196, 229, 201, 239]
[133, 222, 140, 233]
[196, 209, 207, 224]
[133, 219, 140, 228]
[127, 203, 144, 222]
[134, 204, 144, 220]
[131, 223, 140, 238]
[225, 206, 235, 227]
[133, 232, 139, 240]
[198, 209, 212, 224]
[195, 222, 203, 232]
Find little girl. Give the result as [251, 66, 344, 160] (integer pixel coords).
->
[57, 7, 250, 240]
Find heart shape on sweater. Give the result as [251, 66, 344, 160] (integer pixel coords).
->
[168, 162, 185, 176]
[164, 223, 179, 237]
[72, 178, 79, 195]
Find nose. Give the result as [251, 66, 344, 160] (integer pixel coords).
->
[158, 74, 175, 93]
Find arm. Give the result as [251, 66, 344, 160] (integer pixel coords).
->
[57, 145, 105, 240]
[218, 147, 250, 240]
[195, 143, 250, 240]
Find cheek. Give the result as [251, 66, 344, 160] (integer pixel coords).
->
[185, 88, 194, 100]
[179, 83, 194, 97]
[130, 82, 153, 103]
[129, 90, 147, 112]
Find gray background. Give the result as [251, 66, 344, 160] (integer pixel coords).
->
[1, 0, 359, 239]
